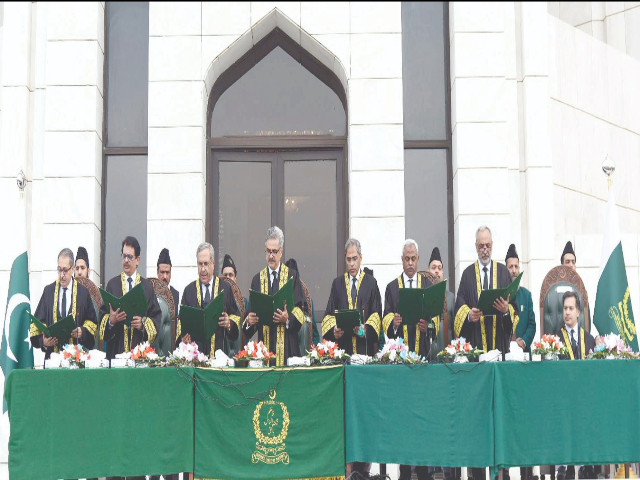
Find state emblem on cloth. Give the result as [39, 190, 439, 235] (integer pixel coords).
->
[252, 389, 290, 464]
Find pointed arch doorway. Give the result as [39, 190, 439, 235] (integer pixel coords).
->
[206, 28, 348, 325]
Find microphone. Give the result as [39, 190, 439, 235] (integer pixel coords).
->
[427, 320, 436, 342]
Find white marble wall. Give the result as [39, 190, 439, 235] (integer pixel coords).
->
[147, 2, 406, 292]
[451, 2, 640, 340]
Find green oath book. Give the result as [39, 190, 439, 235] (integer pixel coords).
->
[29, 313, 76, 346]
[178, 290, 225, 345]
[397, 280, 447, 326]
[335, 309, 362, 333]
[99, 283, 149, 327]
[249, 277, 295, 328]
[476, 271, 523, 316]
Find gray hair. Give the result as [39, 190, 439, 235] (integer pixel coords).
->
[403, 239, 419, 254]
[58, 248, 74, 267]
[475, 225, 492, 242]
[345, 238, 362, 255]
[196, 242, 215, 262]
[265, 226, 284, 249]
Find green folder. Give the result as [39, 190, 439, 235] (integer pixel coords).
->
[99, 283, 149, 327]
[397, 280, 447, 326]
[29, 313, 76, 346]
[249, 277, 295, 328]
[477, 272, 523, 316]
[178, 290, 225, 345]
[335, 309, 362, 333]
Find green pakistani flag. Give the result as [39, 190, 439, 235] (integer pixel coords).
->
[0, 199, 34, 412]
[594, 182, 637, 350]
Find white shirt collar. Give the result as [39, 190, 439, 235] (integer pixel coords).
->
[565, 324, 578, 338]
[403, 272, 417, 287]
[350, 269, 362, 283]
[269, 263, 281, 276]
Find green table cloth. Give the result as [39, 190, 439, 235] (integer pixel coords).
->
[5, 367, 194, 480]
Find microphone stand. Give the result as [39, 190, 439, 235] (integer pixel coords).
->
[427, 320, 436, 363]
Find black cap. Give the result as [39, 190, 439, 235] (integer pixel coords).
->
[157, 248, 172, 267]
[76, 246, 89, 268]
[285, 258, 298, 274]
[505, 244, 518, 262]
[364, 267, 374, 277]
[222, 254, 236, 274]
[429, 247, 442, 265]
[561, 241, 575, 264]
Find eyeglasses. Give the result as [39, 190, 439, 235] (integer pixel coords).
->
[122, 254, 136, 262]
[266, 248, 281, 256]
[476, 243, 492, 251]
[198, 262, 212, 269]
[57, 266, 73, 274]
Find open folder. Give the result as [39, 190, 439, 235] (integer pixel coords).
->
[99, 283, 149, 328]
[29, 313, 76, 346]
[476, 272, 523, 316]
[249, 277, 295, 328]
[178, 290, 225, 345]
[334, 309, 362, 333]
[397, 280, 447, 326]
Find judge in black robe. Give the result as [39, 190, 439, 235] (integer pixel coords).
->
[555, 291, 595, 360]
[322, 239, 382, 357]
[244, 262, 306, 366]
[99, 236, 161, 360]
[176, 276, 240, 356]
[30, 277, 97, 358]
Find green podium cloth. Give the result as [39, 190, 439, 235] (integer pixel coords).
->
[494, 360, 640, 469]
[345, 363, 495, 468]
[194, 365, 344, 480]
[5, 367, 194, 480]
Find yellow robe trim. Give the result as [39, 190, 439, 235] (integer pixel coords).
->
[322, 315, 337, 336]
[382, 312, 395, 334]
[38, 280, 78, 353]
[561, 327, 586, 360]
[259, 265, 291, 366]
[344, 271, 365, 354]
[454, 305, 470, 338]
[83, 320, 97, 338]
[120, 272, 141, 353]
[209, 278, 220, 357]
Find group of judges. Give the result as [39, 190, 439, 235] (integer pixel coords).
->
[30, 225, 595, 480]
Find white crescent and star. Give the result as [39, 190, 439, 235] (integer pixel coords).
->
[3, 293, 31, 363]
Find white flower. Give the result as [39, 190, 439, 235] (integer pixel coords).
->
[389, 349, 397, 362]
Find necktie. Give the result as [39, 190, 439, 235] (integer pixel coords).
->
[203, 283, 211, 306]
[408, 279, 413, 289]
[272, 271, 278, 287]
[482, 266, 488, 290]
[127, 277, 133, 292]
[61, 287, 67, 317]
[351, 277, 357, 305]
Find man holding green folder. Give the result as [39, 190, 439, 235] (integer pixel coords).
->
[454, 227, 518, 360]
[322, 238, 382, 356]
[244, 226, 306, 366]
[382, 239, 435, 360]
[99, 236, 161, 359]
[175, 242, 240, 356]
[30, 248, 97, 358]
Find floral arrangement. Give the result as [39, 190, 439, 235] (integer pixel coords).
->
[61, 344, 90, 368]
[130, 341, 162, 366]
[166, 341, 210, 367]
[307, 340, 350, 364]
[531, 334, 568, 358]
[375, 337, 426, 364]
[437, 337, 484, 362]
[589, 333, 638, 360]
[234, 340, 276, 364]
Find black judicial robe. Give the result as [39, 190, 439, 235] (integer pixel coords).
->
[322, 271, 382, 355]
[556, 325, 595, 360]
[245, 263, 306, 366]
[170, 285, 179, 320]
[454, 260, 519, 352]
[30, 279, 97, 358]
[382, 274, 436, 356]
[175, 276, 240, 357]
[98, 273, 162, 360]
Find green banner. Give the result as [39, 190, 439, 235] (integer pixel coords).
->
[194, 366, 345, 480]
